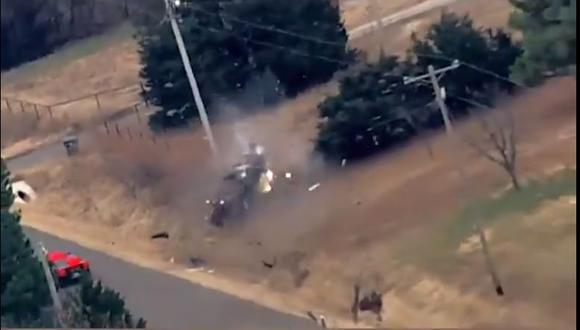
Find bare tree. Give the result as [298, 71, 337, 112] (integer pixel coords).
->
[464, 106, 521, 190]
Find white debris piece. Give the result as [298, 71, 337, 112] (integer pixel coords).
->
[258, 170, 274, 193]
[186, 265, 207, 272]
[266, 169, 274, 182]
[285, 172, 292, 179]
[341, 159, 347, 167]
[12, 181, 37, 204]
[308, 183, 321, 192]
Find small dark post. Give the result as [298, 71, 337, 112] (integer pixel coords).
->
[115, 123, 121, 136]
[352, 283, 360, 324]
[126, 127, 133, 140]
[33, 104, 40, 119]
[94, 93, 102, 113]
[47, 106, 54, 118]
[140, 82, 149, 107]
[134, 104, 141, 123]
[104, 121, 110, 135]
[5, 99, 13, 113]
[19, 101, 25, 113]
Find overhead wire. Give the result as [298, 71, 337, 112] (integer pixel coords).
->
[160, 2, 526, 89]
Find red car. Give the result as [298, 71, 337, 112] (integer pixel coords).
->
[46, 250, 91, 286]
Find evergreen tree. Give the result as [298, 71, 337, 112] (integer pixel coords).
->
[227, 0, 355, 97]
[1, 159, 51, 327]
[137, 0, 353, 130]
[509, 0, 576, 85]
[316, 55, 431, 160]
[61, 278, 146, 328]
[409, 11, 522, 113]
[138, 0, 252, 130]
[1, 160, 14, 210]
[0, 159, 146, 328]
[315, 13, 522, 161]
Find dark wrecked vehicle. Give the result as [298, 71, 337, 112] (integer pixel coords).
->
[205, 143, 274, 227]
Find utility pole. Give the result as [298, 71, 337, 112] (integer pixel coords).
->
[35, 242, 65, 327]
[164, 0, 219, 157]
[404, 62, 505, 297]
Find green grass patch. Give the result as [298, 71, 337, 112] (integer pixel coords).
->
[394, 169, 577, 272]
[446, 169, 576, 246]
[1, 23, 135, 84]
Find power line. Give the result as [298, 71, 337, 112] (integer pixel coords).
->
[164, 3, 525, 89]
[190, 23, 353, 66]
[189, 5, 348, 48]
[412, 52, 525, 88]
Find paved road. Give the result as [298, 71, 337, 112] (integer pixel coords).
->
[349, 0, 462, 39]
[25, 227, 316, 330]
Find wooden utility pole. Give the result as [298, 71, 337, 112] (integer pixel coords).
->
[404, 62, 505, 297]
[35, 242, 65, 327]
[164, 0, 219, 157]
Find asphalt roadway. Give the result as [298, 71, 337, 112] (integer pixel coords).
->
[24, 227, 316, 330]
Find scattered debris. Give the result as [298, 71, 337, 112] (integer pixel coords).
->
[189, 257, 206, 268]
[359, 290, 383, 322]
[262, 258, 277, 269]
[186, 268, 202, 273]
[293, 269, 310, 287]
[319, 314, 327, 328]
[308, 183, 321, 192]
[151, 231, 170, 240]
[169, 257, 175, 263]
[285, 172, 292, 179]
[306, 311, 318, 323]
[495, 285, 505, 296]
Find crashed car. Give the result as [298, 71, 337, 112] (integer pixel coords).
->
[206, 143, 274, 227]
[46, 250, 91, 286]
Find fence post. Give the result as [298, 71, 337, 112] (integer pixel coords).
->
[126, 127, 133, 140]
[94, 94, 102, 114]
[104, 121, 110, 135]
[33, 103, 40, 119]
[140, 82, 149, 107]
[19, 101, 25, 113]
[5, 99, 13, 114]
[115, 123, 121, 137]
[134, 104, 141, 123]
[47, 106, 54, 118]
